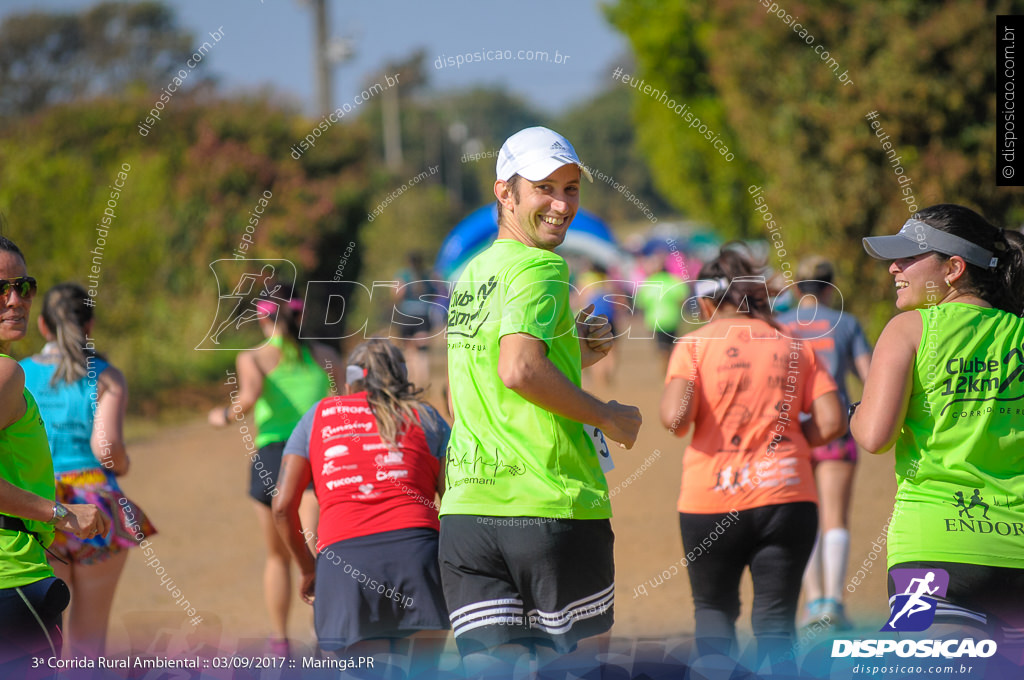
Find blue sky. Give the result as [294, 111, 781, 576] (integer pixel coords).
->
[2, 0, 631, 116]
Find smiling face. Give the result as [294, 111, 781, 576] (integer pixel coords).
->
[888, 251, 951, 310]
[0, 250, 31, 345]
[495, 164, 580, 250]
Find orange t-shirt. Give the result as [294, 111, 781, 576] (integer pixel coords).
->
[665, 317, 837, 514]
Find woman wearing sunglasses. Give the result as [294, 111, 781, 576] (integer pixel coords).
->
[20, 282, 156, 656]
[0, 236, 108, 668]
[851, 205, 1024, 663]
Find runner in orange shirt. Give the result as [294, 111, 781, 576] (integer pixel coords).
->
[660, 245, 845, 674]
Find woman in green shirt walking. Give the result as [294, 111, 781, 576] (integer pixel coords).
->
[208, 293, 342, 656]
[852, 205, 1024, 652]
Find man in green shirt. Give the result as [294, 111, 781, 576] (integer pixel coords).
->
[440, 126, 642, 675]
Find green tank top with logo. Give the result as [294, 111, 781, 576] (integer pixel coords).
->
[0, 355, 56, 588]
[253, 336, 331, 448]
[887, 304, 1024, 569]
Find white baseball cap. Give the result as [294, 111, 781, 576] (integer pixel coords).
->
[496, 126, 593, 183]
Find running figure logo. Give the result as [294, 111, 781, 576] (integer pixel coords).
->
[950, 489, 991, 519]
[196, 259, 297, 350]
[881, 568, 950, 632]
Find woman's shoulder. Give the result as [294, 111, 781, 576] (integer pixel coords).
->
[308, 341, 342, 362]
[241, 342, 277, 372]
[884, 310, 925, 335]
[0, 357, 26, 428]
[97, 361, 126, 388]
[0, 355, 25, 392]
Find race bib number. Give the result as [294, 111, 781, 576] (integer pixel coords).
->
[586, 424, 614, 473]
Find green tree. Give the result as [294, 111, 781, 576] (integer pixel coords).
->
[0, 94, 373, 405]
[606, 0, 759, 239]
[0, 2, 196, 117]
[609, 0, 1024, 328]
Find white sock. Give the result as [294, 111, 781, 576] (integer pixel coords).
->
[822, 528, 850, 602]
[802, 533, 823, 604]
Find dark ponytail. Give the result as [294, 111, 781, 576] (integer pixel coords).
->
[261, 286, 310, 360]
[40, 283, 99, 384]
[1002, 231, 1024, 315]
[698, 242, 782, 330]
[915, 204, 1024, 315]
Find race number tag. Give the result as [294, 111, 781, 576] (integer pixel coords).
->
[586, 424, 614, 473]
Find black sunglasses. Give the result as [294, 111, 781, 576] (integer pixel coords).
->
[0, 276, 37, 298]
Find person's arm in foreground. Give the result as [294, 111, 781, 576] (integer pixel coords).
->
[850, 312, 920, 453]
[271, 454, 317, 603]
[0, 359, 106, 538]
[498, 333, 641, 448]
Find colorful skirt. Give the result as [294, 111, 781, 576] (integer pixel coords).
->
[50, 468, 157, 565]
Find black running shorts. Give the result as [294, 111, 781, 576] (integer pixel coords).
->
[439, 515, 614, 655]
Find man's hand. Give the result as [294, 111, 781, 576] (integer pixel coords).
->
[600, 400, 642, 449]
[576, 304, 614, 368]
[57, 503, 109, 540]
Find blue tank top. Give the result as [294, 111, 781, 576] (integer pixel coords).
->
[20, 355, 110, 474]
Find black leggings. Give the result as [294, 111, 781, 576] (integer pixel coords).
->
[679, 502, 817, 663]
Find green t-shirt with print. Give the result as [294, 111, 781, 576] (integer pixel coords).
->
[441, 239, 610, 519]
[887, 304, 1024, 569]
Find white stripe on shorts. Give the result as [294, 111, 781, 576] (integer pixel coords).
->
[454, 613, 529, 637]
[449, 597, 524, 622]
[934, 601, 988, 626]
[452, 605, 525, 633]
[525, 583, 615, 635]
[452, 604, 526, 638]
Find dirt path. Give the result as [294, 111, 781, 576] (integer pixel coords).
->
[107, 335, 897, 655]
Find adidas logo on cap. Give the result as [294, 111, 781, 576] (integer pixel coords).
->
[550, 141, 567, 151]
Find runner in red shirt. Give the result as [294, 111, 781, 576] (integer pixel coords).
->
[272, 340, 450, 668]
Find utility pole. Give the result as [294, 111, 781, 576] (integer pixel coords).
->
[382, 87, 403, 171]
[312, 0, 332, 116]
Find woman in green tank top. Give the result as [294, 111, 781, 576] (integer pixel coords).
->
[207, 293, 342, 656]
[852, 204, 1024, 653]
[0, 235, 107, 666]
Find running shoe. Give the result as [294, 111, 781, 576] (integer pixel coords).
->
[819, 599, 852, 631]
[268, 638, 290, 658]
[800, 598, 827, 629]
